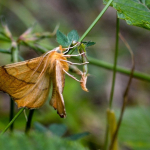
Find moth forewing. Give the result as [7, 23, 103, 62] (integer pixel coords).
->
[15, 73, 51, 108]
[0, 54, 49, 99]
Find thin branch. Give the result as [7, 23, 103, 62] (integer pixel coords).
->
[109, 33, 135, 150]
[109, 17, 120, 109]
[104, 16, 120, 150]
[73, 56, 150, 82]
[0, 49, 11, 54]
[0, 108, 25, 135]
[25, 110, 35, 134]
[9, 97, 14, 131]
[78, 0, 113, 42]
[9, 41, 19, 131]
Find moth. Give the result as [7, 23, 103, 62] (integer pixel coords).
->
[0, 46, 88, 118]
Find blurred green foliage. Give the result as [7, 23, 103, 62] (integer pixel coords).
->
[118, 107, 150, 150]
[34, 122, 90, 140]
[1, 0, 150, 150]
[56, 30, 79, 47]
[0, 132, 89, 150]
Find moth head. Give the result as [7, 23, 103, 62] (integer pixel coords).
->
[55, 45, 66, 54]
[55, 47, 61, 53]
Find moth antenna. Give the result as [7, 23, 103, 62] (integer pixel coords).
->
[63, 69, 81, 82]
[29, 55, 46, 77]
[44, 49, 55, 55]
[63, 48, 70, 54]
[29, 50, 54, 78]
[63, 42, 80, 54]
[60, 59, 89, 65]
[63, 52, 86, 57]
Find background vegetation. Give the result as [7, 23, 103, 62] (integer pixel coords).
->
[0, 0, 150, 150]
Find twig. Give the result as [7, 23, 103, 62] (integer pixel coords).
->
[79, 0, 113, 42]
[0, 108, 25, 135]
[109, 33, 135, 150]
[104, 16, 120, 150]
[25, 110, 35, 134]
[9, 41, 19, 131]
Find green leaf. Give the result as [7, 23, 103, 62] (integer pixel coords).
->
[82, 41, 96, 47]
[56, 30, 69, 47]
[67, 132, 90, 141]
[56, 30, 79, 47]
[49, 123, 67, 137]
[67, 30, 79, 44]
[103, 0, 150, 30]
[34, 122, 47, 132]
[118, 107, 150, 150]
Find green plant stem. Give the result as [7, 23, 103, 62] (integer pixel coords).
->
[104, 125, 109, 150]
[103, 17, 120, 150]
[78, 0, 113, 42]
[21, 42, 150, 82]
[12, 42, 150, 82]
[11, 43, 19, 63]
[15, 41, 150, 82]
[73, 56, 150, 82]
[25, 110, 35, 134]
[109, 17, 119, 109]
[0, 108, 24, 135]
[9, 98, 14, 131]
[0, 49, 11, 54]
[1, 36, 150, 82]
[17, 42, 150, 82]
[109, 32, 135, 150]
[9, 42, 19, 131]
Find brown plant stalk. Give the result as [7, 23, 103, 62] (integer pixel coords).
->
[109, 33, 135, 150]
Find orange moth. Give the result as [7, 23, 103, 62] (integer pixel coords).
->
[0, 45, 88, 118]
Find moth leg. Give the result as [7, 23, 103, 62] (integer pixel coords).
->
[68, 65, 83, 75]
[60, 59, 89, 65]
[63, 52, 85, 57]
[63, 69, 81, 82]
[63, 42, 80, 54]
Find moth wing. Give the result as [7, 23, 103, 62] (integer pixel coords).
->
[0, 54, 50, 107]
[50, 60, 66, 118]
[15, 73, 51, 108]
